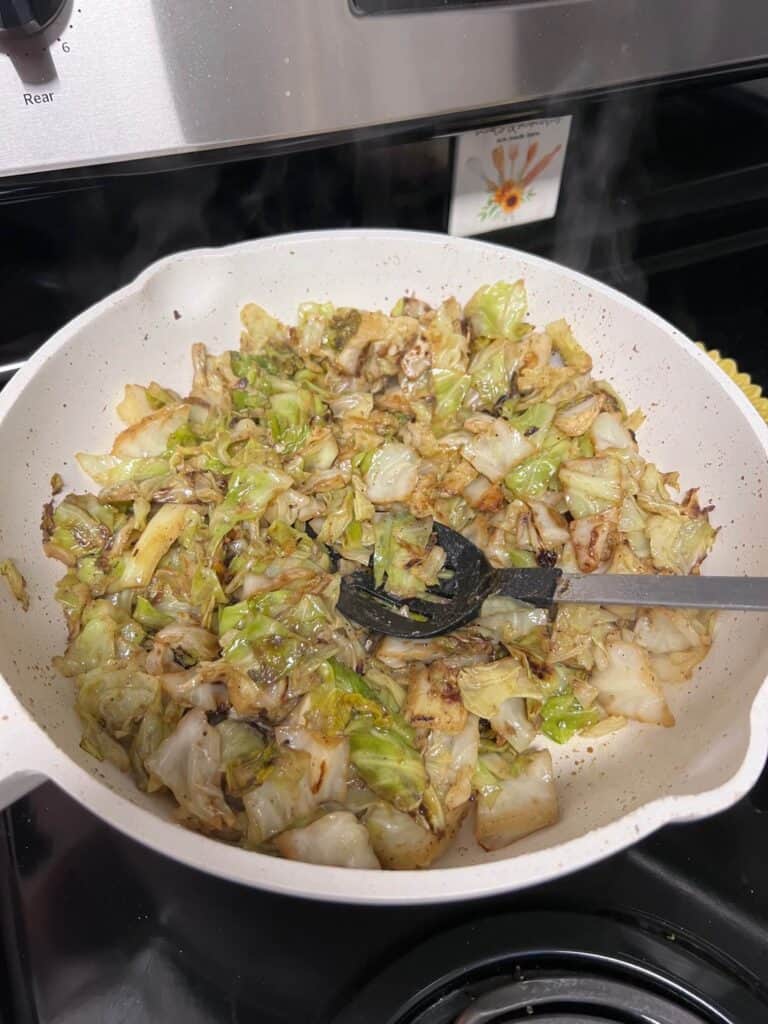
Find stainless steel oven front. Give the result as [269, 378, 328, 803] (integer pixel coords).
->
[2, 0, 768, 178]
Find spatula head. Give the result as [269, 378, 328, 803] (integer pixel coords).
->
[336, 522, 495, 638]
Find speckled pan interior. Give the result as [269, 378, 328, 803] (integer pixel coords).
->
[1, 229, 767, 904]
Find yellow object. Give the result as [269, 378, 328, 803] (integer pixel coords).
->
[698, 344, 768, 423]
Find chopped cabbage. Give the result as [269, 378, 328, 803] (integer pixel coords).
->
[591, 641, 674, 726]
[111, 404, 190, 458]
[468, 336, 520, 409]
[634, 608, 712, 683]
[590, 411, 635, 452]
[146, 708, 237, 832]
[432, 368, 471, 432]
[559, 456, 622, 518]
[462, 416, 533, 482]
[347, 716, 426, 813]
[464, 279, 528, 339]
[217, 719, 272, 796]
[546, 319, 592, 373]
[0, 558, 29, 611]
[458, 655, 544, 719]
[491, 696, 537, 753]
[474, 748, 558, 851]
[77, 453, 170, 487]
[372, 513, 445, 598]
[477, 594, 550, 645]
[647, 512, 716, 575]
[422, 714, 479, 819]
[44, 279, 717, 871]
[209, 465, 292, 544]
[569, 509, 619, 573]
[540, 692, 603, 743]
[405, 665, 468, 734]
[110, 504, 189, 591]
[555, 395, 601, 437]
[504, 440, 570, 500]
[274, 811, 381, 869]
[366, 442, 420, 503]
[365, 802, 466, 869]
[504, 401, 556, 443]
[244, 749, 327, 846]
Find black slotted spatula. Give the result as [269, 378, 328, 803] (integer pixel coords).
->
[336, 522, 768, 639]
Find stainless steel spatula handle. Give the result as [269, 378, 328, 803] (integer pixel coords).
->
[553, 572, 768, 611]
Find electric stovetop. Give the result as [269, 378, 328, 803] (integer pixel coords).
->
[3, 87, 768, 1020]
[2, 770, 768, 1023]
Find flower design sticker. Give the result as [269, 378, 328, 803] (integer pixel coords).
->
[473, 140, 562, 222]
[449, 117, 571, 237]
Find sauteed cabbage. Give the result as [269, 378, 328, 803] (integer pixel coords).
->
[43, 281, 716, 869]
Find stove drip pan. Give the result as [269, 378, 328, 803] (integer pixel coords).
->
[453, 971, 707, 1023]
[332, 913, 768, 1024]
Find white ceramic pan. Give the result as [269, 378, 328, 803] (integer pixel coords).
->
[1, 229, 767, 904]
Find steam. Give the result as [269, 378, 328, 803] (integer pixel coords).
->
[549, 94, 653, 305]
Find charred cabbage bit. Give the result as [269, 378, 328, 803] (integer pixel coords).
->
[43, 279, 717, 870]
[0, 559, 29, 611]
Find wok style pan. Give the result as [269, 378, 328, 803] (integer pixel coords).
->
[1, 229, 767, 904]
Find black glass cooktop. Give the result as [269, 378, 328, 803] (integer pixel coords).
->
[2, 776, 768, 1023]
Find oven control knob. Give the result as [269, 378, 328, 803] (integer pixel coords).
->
[0, 0, 66, 35]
